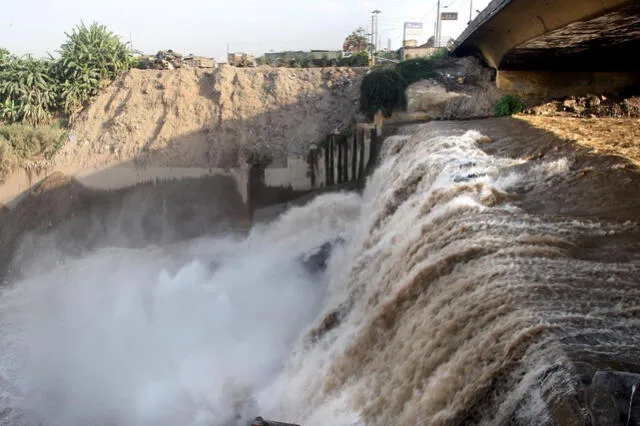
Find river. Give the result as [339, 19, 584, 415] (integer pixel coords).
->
[0, 119, 639, 425]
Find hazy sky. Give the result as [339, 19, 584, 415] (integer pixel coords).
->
[1, 0, 490, 61]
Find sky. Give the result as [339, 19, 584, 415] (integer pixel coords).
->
[1, 0, 491, 61]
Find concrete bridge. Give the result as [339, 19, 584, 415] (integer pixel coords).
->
[453, 0, 640, 97]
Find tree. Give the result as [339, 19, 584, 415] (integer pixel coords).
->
[343, 27, 370, 53]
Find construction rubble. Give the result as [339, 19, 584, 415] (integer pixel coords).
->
[136, 50, 216, 70]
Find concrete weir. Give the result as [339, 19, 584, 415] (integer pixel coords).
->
[0, 124, 377, 221]
[0, 164, 248, 209]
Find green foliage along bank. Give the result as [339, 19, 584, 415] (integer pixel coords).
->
[0, 22, 132, 177]
[0, 22, 134, 127]
[0, 123, 68, 181]
[360, 69, 407, 118]
[56, 22, 135, 119]
[359, 56, 443, 120]
[494, 95, 524, 116]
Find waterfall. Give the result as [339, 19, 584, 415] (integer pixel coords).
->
[1, 121, 638, 426]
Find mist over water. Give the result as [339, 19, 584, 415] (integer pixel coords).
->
[0, 193, 361, 426]
[1, 123, 639, 426]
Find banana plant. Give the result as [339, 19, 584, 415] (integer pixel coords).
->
[54, 21, 134, 119]
[0, 55, 56, 125]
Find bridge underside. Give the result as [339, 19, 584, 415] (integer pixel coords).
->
[501, 1, 640, 72]
[454, 0, 640, 97]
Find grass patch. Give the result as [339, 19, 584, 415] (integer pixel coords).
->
[0, 123, 68, 180]
[494, 95, 523, 116]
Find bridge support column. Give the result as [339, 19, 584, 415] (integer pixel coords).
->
[497, 70, 640, 99]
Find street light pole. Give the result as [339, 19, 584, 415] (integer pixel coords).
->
[372, 9, 382, 52]
[435, 0, 441, 47]
[371, 14, 375, 53]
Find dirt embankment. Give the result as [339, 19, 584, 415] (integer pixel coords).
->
[56, 66, 365, 171]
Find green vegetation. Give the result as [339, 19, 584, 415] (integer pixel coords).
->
[360, 69, 408, 118]
[0, 22, 133, 126]
[360, 53, 448, 119]
[343, 27, 370, 54]
[0, 123, 68, 180]
[338, 52, 370, 67]
[0, 56, 58, 125]
[395, 58, 437, 86]
[494, 95, 524, 116]
[0, 22, 133, 177]
[55, 22, 135, 119]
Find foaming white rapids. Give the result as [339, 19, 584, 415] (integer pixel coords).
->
[0, 193, 361, 426]
[256, 129, 536, 424]
[256, 125, 640, 426]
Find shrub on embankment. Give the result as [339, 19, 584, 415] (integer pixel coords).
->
[494, 95, 523, 116]
[359, 56, 442, 119]
[0, 123, 68, 181]
[0, 22, 134, 127]
[0, 22, 133, 176]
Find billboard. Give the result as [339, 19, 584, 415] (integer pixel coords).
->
[440, 12, 458, 21]
[403, 22, 423, 41]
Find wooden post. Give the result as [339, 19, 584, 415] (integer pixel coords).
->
[342, 135, 349, 182]
[351, 131, 357, 181]
[329, 135, 335, 186]
[323, 139, 330, 187]
[358, 128, 365, 179]
[337, 136, 343, 184]
[308, 148, 316, 187]
[367, 127, 378, 172]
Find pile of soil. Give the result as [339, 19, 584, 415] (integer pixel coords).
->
[58, 66, 365, 171]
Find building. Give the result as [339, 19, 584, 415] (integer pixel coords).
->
[263, 50, 343, 66]
[399, 38, 446, 60]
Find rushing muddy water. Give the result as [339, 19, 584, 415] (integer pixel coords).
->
[1, 120, 639, 425]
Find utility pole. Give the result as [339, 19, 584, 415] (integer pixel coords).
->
[435, 0, 441, 47]
[372, 9, 381, 52]
[469, 0, 473, 24]
[370, 14, 375, 53]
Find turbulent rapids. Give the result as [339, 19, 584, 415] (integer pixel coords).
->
[1, 121, 639, 425]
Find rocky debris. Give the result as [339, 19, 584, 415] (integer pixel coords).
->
[250, 417, 301, 426]
[227, 52, 256, 68]
[183, 55, 215, 69]
[402, 56, 503, 120]
[298, 237, 345, 274]
[524, 94, 640, 118]
[136, 50, 215, 70]
[586, 370, 640, 426]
